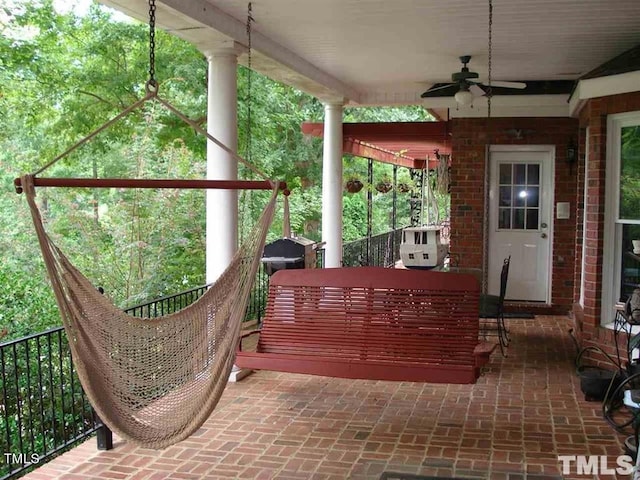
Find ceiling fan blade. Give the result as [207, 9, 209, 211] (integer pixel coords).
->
[486, 80, 527, 89]
[421, 83, 455, 96]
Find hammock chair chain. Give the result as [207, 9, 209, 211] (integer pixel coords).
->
[13, 0, 285, 194]
[482, 0, 493, 293]
[246, 2, 253, 162]
[148, 0, 157, 88]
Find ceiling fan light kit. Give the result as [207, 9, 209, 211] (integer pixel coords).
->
[454, 88, 475, 106]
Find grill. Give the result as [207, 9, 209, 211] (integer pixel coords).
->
[261, 236, 322, 276]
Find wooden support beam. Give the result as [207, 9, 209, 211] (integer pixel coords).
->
[14, 177, 285, 194]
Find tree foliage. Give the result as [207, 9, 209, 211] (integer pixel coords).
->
[0, 1, 438, 341]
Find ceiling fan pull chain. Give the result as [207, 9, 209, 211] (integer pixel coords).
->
[487, 0, 492, 113]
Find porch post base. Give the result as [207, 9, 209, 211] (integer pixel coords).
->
[228, 365, 252, 382]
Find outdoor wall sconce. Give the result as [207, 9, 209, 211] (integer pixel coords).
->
[567, 137, 577, 174]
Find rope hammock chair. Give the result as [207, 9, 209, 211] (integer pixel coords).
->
[15, 0, 285, 449]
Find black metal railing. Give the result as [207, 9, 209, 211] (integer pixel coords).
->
[124, 284, 211, 318]
[0, 327, 100, 480]
[0, 264, 269, 480]
[0, 238, 375, 479]
[124, 264, 270, 323]
[342, 228, 403, 267]
[246, 267, 268, 324]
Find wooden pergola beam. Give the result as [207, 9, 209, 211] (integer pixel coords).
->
[301, 121, 451, 168]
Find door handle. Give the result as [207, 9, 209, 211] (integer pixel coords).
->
[541, 233, 547, 239]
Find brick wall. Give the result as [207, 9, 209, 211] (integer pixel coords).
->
[574, 92, 640, 358]
[450, 117, 579, 312]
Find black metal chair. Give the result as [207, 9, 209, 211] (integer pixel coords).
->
[479, 255, 511, 356]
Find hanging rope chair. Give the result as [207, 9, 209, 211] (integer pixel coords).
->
[15, 0, 286, 449]
[22, 175, 278, 449]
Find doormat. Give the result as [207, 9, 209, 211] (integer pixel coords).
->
[503, 312, 535, 319]
[379, 473, 469, 480]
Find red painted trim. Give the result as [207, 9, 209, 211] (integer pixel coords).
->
[301, 121, 451, 168]
[302, 121, 450, 140]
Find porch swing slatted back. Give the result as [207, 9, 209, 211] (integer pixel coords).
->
[236, 267, 495, 383]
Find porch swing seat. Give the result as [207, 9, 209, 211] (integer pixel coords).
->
[235, 267, 496, 384]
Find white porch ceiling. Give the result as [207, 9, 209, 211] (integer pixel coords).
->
[99, 0, 640, 116]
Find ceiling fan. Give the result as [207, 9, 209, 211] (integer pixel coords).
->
[420, 55, 526, 106]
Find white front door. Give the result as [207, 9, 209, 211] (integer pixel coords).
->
[488, 147, 553, 302]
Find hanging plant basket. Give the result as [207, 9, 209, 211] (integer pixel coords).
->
[345, 179, 364, 193]
[375, 181, 393, 193]
[397, 182, 411, 193]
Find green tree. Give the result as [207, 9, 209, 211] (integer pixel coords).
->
[0, 0, 430, 341]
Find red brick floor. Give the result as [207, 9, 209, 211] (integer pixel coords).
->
[22, 316, 634, 480]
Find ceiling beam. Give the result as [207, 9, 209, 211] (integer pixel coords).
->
[569, 70, 640, 116]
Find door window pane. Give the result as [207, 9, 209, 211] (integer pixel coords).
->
[499, 186, 512, 207]
[497, 161, 541, 231]
[527, 187, 539, 207]
[499, 208, 511, 229]
[515, 188, 527, 207]
[514, 209, 525, 229]
[526, 210, 539, 230]
[499, 164, 512, 184]
[527, 164, 540, 184]
[514, 164, 526, 184]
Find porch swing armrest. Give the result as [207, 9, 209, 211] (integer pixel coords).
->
[474, 341, 498, 367]
[240, 329, 261, 338]
[237, 328, 261, 352]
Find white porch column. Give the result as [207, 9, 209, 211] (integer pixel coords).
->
[321, 102, 344, 267]
[205, 47, 239, 284]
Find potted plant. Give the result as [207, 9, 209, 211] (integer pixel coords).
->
[345, 178, 364, 193]
[397, 182, 411, 193]
[375, 177, 393, 193]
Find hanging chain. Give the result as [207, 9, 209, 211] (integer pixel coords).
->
[487, 0, 492, 122]
[482, 0, 494, 293]
[245, 2, 254, 162]
[148, 0, 157, 87]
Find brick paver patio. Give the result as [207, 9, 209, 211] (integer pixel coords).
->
[22, 316, 633, 480]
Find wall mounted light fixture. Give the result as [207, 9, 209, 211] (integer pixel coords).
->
[567, 137, 577, 174]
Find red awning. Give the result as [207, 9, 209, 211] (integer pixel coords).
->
[301, 121, 451, 169]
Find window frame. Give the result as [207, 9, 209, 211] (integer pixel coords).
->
[602, 111, 640, 324]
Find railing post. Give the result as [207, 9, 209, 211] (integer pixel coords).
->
[96, 416, 113, 450]
[367, 158, 373, 265]
[95, 285, 113, 451]
[392, 165, 398, 231]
